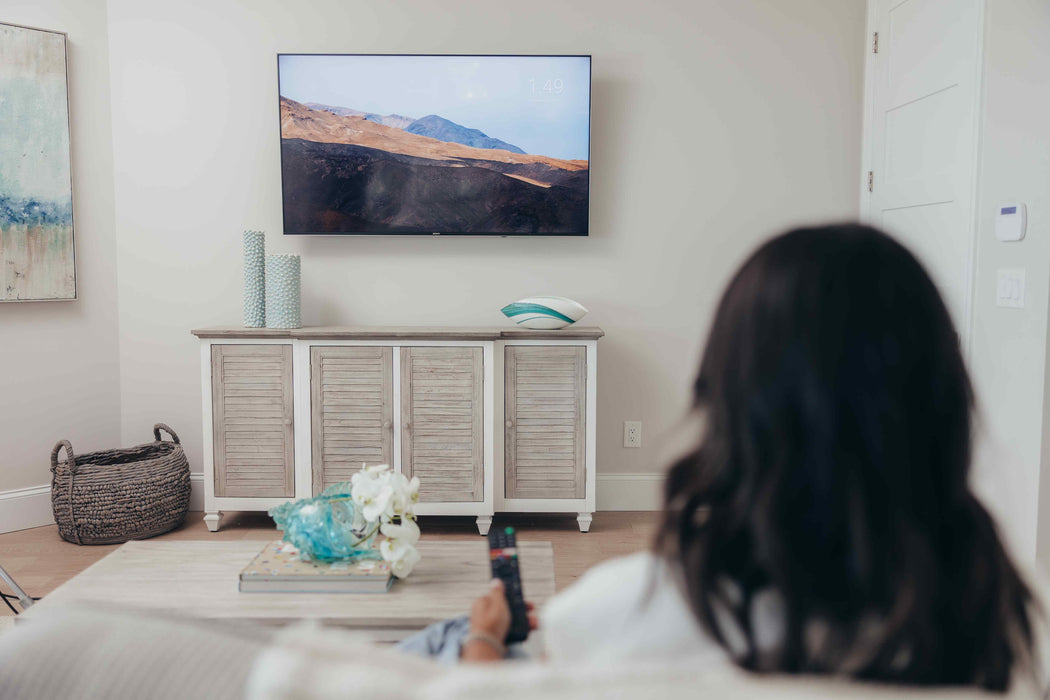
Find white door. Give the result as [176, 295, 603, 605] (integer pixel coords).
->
[862, 0, 984, 340]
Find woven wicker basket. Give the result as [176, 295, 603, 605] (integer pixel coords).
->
[50, 424, 191, 545]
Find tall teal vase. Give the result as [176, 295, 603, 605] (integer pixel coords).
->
[242, 231, 265, 328]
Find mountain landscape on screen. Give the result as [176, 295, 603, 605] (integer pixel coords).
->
[279, 97, 589, 234]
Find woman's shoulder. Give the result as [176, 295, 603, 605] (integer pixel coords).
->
[539, 551, 724, 664]
[542, 551, 660, 623]
[555, 551, 660, 597]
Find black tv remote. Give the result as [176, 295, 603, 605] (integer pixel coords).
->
[488, 526, 530, 643]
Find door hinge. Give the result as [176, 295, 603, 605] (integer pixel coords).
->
[867, 171, 874, 192]
[873, 32, 879, 54]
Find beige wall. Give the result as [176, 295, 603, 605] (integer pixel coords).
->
[103, 0, 866, 486]
[0, 1, 121, 491]
[968, 0, 1050, 566]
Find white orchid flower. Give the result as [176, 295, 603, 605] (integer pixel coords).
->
[389, 474, 419, 517]
[351, 463, 390, 487]
[351, 475, 380, 509]
[362, 484, 395, 522]
[379, 518, 421, 578]
[380, 517, 420, 546]
[348, 463, 423, 578]
[388, 546, 421, 578]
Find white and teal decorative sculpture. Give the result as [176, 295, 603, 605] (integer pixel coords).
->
[500, 296, 588, 330]
[265, 254, 301, 329]
[242, 230, 265, 328]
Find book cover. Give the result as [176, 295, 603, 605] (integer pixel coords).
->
[239, 540, 392, 593]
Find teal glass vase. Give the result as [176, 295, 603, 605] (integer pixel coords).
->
[269, 483, 381, 562]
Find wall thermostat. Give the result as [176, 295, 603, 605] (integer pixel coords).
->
[995, 202, 1026, 242]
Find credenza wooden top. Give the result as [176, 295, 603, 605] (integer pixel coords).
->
[191, 325, 605, 340]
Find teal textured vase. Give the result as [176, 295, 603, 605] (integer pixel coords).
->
[242, 231, 265, 328]
[269, 483, 381, 562]
[265, 254, 301, 329]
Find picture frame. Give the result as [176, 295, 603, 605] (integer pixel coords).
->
[0, 22, 76, 302]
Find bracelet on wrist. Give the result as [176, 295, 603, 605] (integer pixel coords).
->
[462, 631, 507, 658]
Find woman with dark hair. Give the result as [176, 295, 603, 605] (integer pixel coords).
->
[453, 224, 1041, 692]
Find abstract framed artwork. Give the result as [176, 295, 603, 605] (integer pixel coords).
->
[0, 22, 75, 301]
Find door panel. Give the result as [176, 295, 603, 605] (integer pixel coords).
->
[886, 0, 974, 105]
[311, 346, 393, 495]
[882, 201, 969, 318]
[867, 0, 982, 335]
[505, 346, 586, 499]
[401, 347, 484, 502]
[211, 344, 294, 498]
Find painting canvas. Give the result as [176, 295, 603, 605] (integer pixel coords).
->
[0, 23, 75, 301]
[278, 54, 590, 235]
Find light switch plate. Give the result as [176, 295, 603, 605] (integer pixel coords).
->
[996, 268, 1025, 308]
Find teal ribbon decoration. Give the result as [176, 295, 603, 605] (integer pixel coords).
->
[500, 302, 575, 324]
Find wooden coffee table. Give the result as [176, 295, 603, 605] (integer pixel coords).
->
[20, 539, 555, 641]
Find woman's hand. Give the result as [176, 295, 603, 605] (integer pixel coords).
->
[461, 579, 539, 663]
[471, 579, 512, 640]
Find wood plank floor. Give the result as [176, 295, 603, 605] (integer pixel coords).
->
[0, 511, 659, 617]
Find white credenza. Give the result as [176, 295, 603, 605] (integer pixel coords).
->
[191, 326, 604, 535]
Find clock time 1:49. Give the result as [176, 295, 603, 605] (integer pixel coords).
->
[529, 78, 564, 95]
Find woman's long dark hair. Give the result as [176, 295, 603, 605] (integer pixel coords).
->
[656, 224, 1037, 690]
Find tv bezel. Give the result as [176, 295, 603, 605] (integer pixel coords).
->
[276, 53, 593, 237]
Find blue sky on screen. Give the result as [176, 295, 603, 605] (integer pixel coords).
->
[279, 55, 590, 161]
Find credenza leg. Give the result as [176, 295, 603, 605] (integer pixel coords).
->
[577, 512, 593, 533]
[204, 511, 223, 532]
[476, 516, 493, 536]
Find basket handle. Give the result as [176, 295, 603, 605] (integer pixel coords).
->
[50, 440, 81, 545]
[153, 424, 180, 444]
[50, 440, 76, 474]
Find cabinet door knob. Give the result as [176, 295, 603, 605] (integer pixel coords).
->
[505, 419, 514, 429]
[383, 420, 392, 430]
[284, 417, 293, 426]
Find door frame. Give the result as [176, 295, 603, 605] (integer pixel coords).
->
[859, 0, 988, 352]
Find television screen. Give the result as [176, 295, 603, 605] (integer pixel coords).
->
[277, 54, 591, 236]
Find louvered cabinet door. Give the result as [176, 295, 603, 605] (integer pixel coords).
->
[311, 346, 393, 495]
[505, 346, 586, 499]
[401, 347, 484, 502]
[211, 345, 295, 498]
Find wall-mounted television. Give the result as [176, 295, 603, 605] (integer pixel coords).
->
[277, 54, 591, 236]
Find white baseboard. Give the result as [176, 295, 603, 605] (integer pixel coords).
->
[596, 472, 664, 511]
[0, 472, 653, 533]
[0, 474, 206, 534]
[189, 472, 204, 511]
[0, 484, 54, 533]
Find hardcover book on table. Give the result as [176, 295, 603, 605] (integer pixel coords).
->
[239, 540, 392, 593]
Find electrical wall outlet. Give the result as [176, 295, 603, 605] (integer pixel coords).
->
[623, 421, 642, 448]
